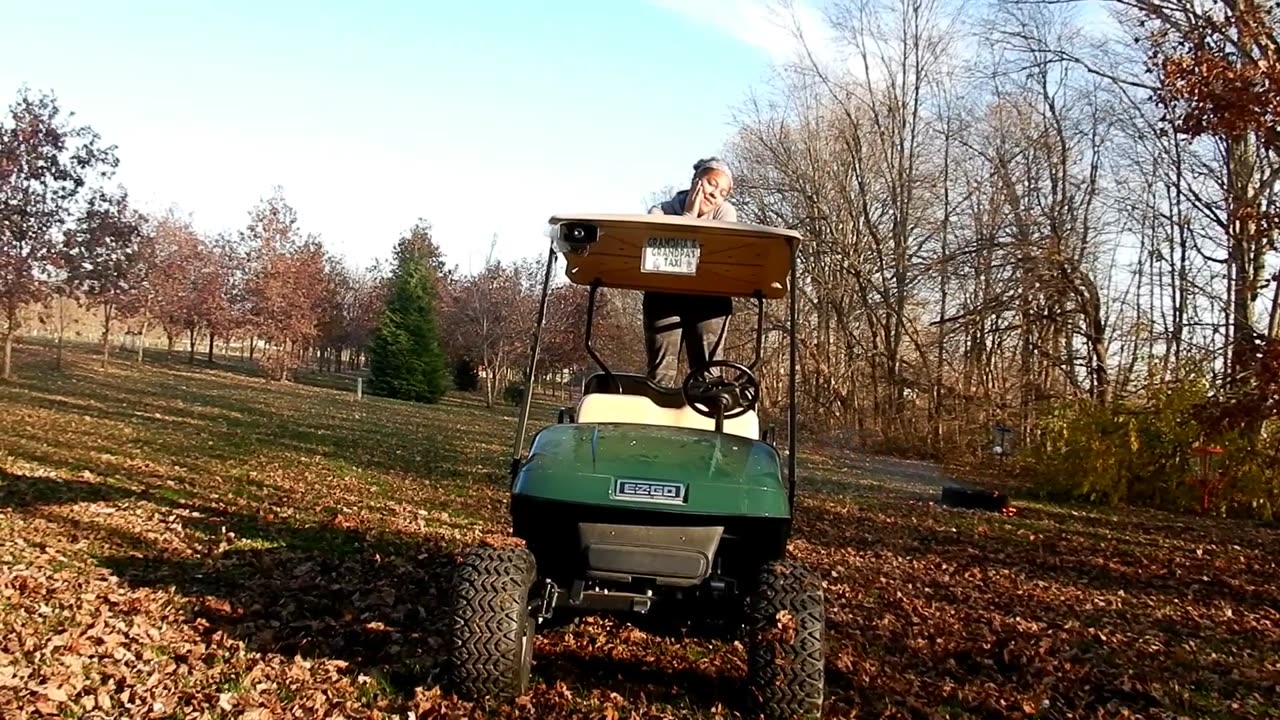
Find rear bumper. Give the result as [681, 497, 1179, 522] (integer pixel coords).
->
[578, 522, 723, 587]
[510, 496, 790, 587]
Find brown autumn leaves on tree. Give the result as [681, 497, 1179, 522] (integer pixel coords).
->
[60, 186, 145, 369]
[1130, 0, 1280, 390]
[442, 238, 530, 407]
[0, 87, 117, 380]
[436, 236, 644, 408]
[0, 83, 395, 385]
[146, 209, 215, 361]
[999, 0, 1280, 439]
[1002, 0, 1280, 393]
[239, 190, 330, 382]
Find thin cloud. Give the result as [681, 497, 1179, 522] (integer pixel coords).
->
[650, 0, 837, 65]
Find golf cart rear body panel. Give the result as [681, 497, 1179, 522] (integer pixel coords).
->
[511, 423, 789, 518]
[511, 423, 791, 587]
[511, 495, 791, 588]
[548, 213, 801, 299]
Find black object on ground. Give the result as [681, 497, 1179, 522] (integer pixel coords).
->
[939, 485, 1010, 513]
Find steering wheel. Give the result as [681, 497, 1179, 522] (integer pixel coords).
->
[681, 360, 761, 421]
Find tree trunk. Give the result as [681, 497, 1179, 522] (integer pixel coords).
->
[1081, 283, 1111, 406]
[2, 331, 12, 381]
[136, 319, 149, 365]
[1227, 131, 1261, 386]
[1268, 270, 1280, 339]
[188, 328, 196, 364]
[101, 302, 114, 370]
[207, 332, 215, 364]
[0, 300, 14, 380]
[934, 115, 952, 453]
[53, 293, 67, 372]
[484, 355, 495, 408]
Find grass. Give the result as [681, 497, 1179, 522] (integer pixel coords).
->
[1, 343, 1278, 719]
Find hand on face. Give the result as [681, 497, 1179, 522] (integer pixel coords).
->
[684, 170, 731, 218]
[683, 180, 706, 216]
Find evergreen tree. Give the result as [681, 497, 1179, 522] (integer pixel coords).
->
[452, 355, 480, 392]
[367, 221, 448, 403]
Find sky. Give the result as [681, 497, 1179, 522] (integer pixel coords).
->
[1, 0, 1119, 274]
[0, 0, 825, 274]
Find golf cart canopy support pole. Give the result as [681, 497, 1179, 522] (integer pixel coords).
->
[584, 282, 610, 380]
[511, 242, 557, 480]
[787, 236, 798, 509]
[751, 293, 764, 371]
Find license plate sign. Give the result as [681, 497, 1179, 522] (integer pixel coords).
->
[641, 236, 699, 275]
[613, 478, 686, 504]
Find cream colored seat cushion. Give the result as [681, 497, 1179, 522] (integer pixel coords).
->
[575, 392, 759, 440]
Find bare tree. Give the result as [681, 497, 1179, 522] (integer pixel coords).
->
[444, 236, 530, 406]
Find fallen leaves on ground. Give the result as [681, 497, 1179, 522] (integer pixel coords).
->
[1, 346, 1278, 718]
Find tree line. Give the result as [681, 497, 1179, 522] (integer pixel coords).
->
[0, 85, 635, 405]
[4, 0, 1278, 521]
[720, 0, 1280, 518]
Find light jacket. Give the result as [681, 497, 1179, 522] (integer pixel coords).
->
[648, 190, 738, 222]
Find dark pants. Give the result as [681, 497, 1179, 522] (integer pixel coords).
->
[643, 291, 732, 387]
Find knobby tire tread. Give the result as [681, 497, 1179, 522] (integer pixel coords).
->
[446, 544, 537, 701]
[745, 559, 826, 720]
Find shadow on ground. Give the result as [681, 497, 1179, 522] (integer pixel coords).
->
[98, 535, 459, 694]
[6, 467, 459, 696]
[532, 644, 739, 710]
[4, 469, 744, 714]
[0, 469, 141, 509]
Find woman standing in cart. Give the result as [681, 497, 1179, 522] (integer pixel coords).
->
[643, 157, 737, 386]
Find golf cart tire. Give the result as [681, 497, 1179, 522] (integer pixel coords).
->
[446, 544, 537, 702]
[744, 560, 825, 720]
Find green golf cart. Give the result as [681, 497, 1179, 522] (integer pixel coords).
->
[444, 213, 825, 719]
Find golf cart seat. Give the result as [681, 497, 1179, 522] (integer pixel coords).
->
[575, 372, 760, 440]
[581, 371, 685, 406]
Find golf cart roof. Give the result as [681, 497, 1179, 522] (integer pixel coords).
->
[547, 213, 802, 300]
